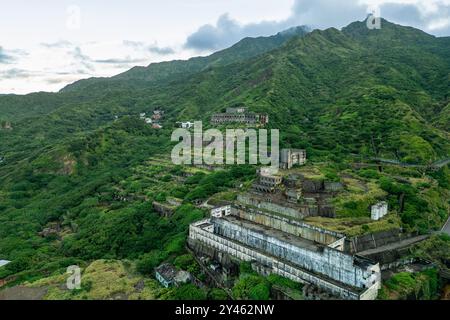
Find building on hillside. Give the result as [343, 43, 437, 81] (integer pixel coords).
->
[155, 263, 192, 288]
[144, 118, 153, 124]
[155, 263, 177, 288]
[211, 108, 269, 126]
[280, 149, 307, 169]
[152, 110, 164, 121]
[211, 205, 232, 218]
[252, 169, 283, 193]
[188, 215, 381, 300]
[371, 202, 388, 221]
[177, 121, 195, 129]
[152, 123, 163, 129]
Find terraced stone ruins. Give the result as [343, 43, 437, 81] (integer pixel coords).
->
[187, 151, 436, 300]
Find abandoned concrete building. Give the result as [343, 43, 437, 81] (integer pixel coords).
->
[247, 170, 338, 218]
[187, 161, 431, 299]
[211, 108, 269, 126]
[188, 168, 383, 300]
[155, 263, 192, 288]
[188, 210, 381, 300]
[211, 205, 232, 218]
[153, 201, 177, 217]
[177, 121, 194, 129]
[280, 149, 307, 169]
[252, 170, 283, 193]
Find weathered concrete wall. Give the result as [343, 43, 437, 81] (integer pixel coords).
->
[346, 229, 403, 253]
[232, 206, 343, 246]
[237, 194, 311, 219]
[152, 201, 175, 217]
[237, 194, 336, 219]
[301, 179, 325, 193]
[211, 218, 379, 291]
[189, 221, 380, 300]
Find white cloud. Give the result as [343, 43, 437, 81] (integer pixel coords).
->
[185, 0, 450, 51]
[0, 40, 183, 94]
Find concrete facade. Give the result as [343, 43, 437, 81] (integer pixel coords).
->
[280, 149, 307, 169]
[211, 205, 232, 218]
[189, 218, 381, 300]
[232, 205, 343, 246]
[211, 108, 269, 126]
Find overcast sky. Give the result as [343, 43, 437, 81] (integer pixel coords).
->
[1, 0, 450, 94]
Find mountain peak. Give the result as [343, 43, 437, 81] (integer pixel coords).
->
[277, 25, 311, 37]
[342, 17, 435, 41]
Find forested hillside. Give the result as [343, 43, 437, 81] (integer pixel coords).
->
[0, 18, 448, 300]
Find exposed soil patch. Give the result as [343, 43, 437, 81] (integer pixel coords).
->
[0, 285, 48, 300]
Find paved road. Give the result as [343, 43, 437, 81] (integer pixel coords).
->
[442, 217, 450, 236]
[358, 235, 430, 257]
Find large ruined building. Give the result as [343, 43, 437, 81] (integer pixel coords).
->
[211, 107, 269, 126]
[188, 206, 381, 300]
[280, 149, 307, 169]
[247, 169, 340, 218]
[188, 169, 382, 300]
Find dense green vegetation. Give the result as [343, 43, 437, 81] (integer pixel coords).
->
[378, 268, 440, 300]
[232, 262, 303, 300]
[0, 18, 449, 299]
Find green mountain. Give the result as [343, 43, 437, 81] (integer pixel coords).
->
[61, 26, 310, 92]
[0, 19, 449, 299]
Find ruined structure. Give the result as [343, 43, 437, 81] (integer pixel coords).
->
[155, 263, 192, 288]
[252, 170, 283, 193]
[177, 121, 194, 129]
[211, 205, 232, 218]
[153, 201, 177, 217]
[246, 170, 337, 218]
[280, 149, 307, 169]
[188, 169, 381, 300]
[188, 211, 381, 300]
[211, 108, 269, 126]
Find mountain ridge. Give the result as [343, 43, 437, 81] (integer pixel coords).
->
[60, 25, 310, 93]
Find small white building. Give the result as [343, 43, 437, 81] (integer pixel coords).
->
[139, 113, 146, 119]
[178, 121, 194, 129]
[144, 118, 153, 124]
[211, 205, 232, 218]
[371, 202, 388, 221]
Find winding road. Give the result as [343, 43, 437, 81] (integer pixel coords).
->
[442, 217, 450, 236]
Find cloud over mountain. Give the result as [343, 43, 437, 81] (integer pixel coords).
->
[185, 0, 450, 51]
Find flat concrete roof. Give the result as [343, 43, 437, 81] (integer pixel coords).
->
[219, 216, 323, 253]
[202, 218, 364, 295]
